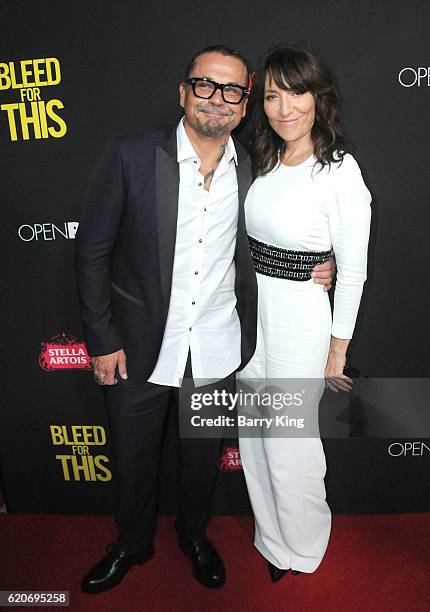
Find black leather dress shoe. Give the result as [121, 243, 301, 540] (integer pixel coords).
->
[268, 561, 289, 583]
[81, 544, 153, 594]
[179, 538, 226, 588]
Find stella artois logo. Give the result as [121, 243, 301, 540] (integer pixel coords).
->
[218, 446, 242, 471]
[39, 331, 92, 371]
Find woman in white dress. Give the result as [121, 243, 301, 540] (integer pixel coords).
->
[238, 43, 371, 581]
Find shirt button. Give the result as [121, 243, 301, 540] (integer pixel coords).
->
[193, 160, 198, 164]
[194, 271, 198, 275]
[198, 239, 202, 243]
[189, 326, 192, 331]
[204, 207, 207, 212]
[192, 300, 196, 305]
[198, 182, 202, 187]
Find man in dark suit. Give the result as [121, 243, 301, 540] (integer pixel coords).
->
[76, 45, 332, 593]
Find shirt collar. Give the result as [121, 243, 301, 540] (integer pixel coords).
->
[176, 117, 238, 166]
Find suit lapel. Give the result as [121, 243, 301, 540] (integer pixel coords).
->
[235, 154, 252, 235]
[155, 128, 179, 309]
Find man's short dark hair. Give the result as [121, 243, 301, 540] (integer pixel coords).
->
[184, 45, 252, 83]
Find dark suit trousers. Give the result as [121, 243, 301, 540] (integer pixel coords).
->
[105, 355, 235, 555]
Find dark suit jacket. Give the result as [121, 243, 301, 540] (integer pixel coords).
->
[75, 125, 257, 386]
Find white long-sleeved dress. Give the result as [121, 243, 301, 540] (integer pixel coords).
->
[238, 153, 371, 572]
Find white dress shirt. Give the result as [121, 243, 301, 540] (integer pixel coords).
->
[148, 119, 241, 387]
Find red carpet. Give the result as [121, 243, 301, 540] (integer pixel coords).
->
[1, 514, 429, 611]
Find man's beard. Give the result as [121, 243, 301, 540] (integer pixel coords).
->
[192, 103, 235, 138]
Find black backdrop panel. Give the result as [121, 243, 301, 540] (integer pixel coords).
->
[1, 0, 429, 514]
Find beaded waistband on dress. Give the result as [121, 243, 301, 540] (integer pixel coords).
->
[248, 235, 332, 281]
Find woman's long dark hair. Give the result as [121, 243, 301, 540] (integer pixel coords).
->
[250, 43, 349, 177]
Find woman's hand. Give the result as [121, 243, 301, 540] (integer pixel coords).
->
[325, 337, 352, 392]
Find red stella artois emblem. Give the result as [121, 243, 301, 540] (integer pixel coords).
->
[39, 331, 92, 371]
[218, 447, 243, 471]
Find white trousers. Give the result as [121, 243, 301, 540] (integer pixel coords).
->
[238, 275, 333, 572]
[239, 434, 331, 572]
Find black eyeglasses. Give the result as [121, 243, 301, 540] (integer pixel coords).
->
[183, 77, 248, 104]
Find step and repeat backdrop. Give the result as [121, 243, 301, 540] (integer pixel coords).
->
[1, 1, 429, 515]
